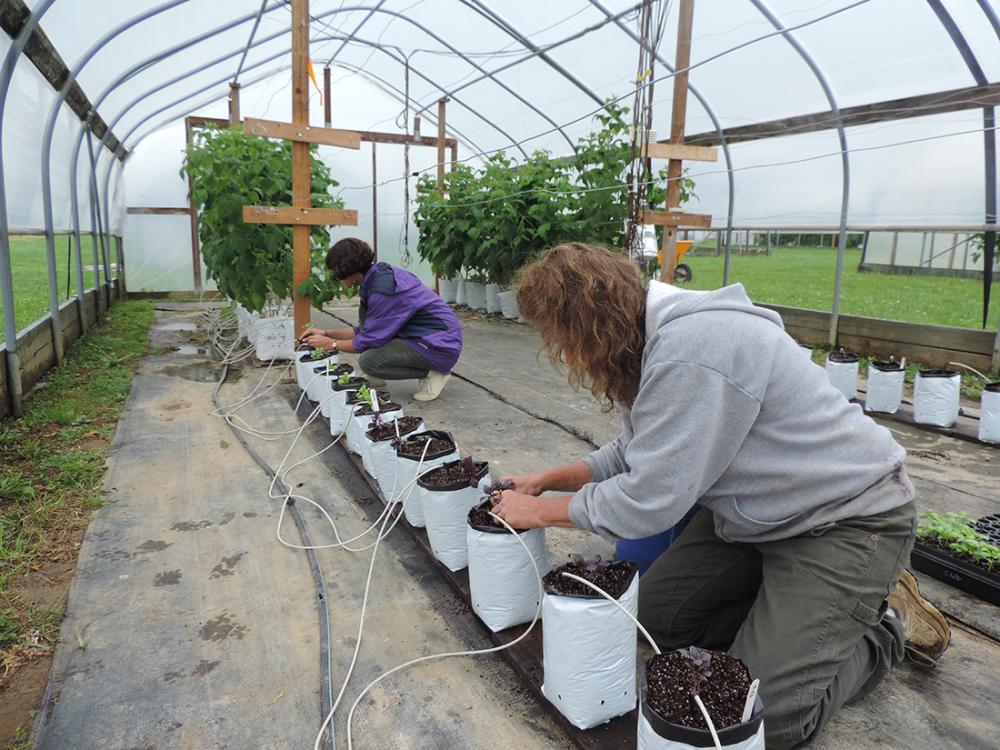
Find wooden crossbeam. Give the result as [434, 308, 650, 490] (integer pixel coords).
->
[244, 117, 361, 149]
[641, 210, 712, 229]
[643, 142, 717, 162]
[243, 206, 358, 225]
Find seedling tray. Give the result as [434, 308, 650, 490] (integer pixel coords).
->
[910, 543, 1000, 606]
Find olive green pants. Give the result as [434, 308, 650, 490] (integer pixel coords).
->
[638, 502, 916, 749]
[358, 338, 434, 380]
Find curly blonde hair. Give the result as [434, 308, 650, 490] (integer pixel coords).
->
[516, 243, 646, 411]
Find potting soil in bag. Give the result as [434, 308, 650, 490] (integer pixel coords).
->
[865, 359, 905, 414]
[406, 458, 487, 528]
[913, 369, 961, 427]
[541, 562, 639, 729]
[467, 515, 548, 632]
[825, 350, 859, 401]
[254, 316, 294, 361]
[418, 464, 492, 571]
[363, 416, 424, 478]
[979, 383, 1000, 444]
[636, 653, 765, 750]
[389, 431, 461, 505]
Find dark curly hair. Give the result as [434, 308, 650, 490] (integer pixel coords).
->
[517, 243, 646, 411]
[326, 238, 375, 280]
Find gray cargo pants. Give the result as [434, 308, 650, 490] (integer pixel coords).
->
[638, 502, 916, 749]
[358, 339, 434, 380]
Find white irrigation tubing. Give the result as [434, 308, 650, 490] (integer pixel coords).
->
[557, 572, 721, 750]
[338, 511, 545, 750]
[221, 365, 327, 440]
[312, 442, 433, 750]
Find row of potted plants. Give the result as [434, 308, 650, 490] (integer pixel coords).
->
[293, 342, 763, 747]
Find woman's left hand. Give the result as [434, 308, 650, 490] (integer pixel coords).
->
[492, 489, 544, 529]
[302, 333, 336, 350]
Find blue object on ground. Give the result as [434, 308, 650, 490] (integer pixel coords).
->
[615, 505, 699, 576]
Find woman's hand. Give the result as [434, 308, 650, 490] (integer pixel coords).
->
[302, 333, 336, 350]
[492, 490, 545, 529]
[298, 327, 327, 341]
[499, 471, 548, 496]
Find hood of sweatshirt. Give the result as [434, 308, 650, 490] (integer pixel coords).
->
[644, 281, 784, 343]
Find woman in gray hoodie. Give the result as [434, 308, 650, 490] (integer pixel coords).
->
[494, 243, 950, 749]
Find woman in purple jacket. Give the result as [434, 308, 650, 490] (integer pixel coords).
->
[301, 238, 462, 402]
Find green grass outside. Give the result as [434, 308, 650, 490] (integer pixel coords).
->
[679, 245, 999, 331]
[0, 236, 106, 345]
[0, 300, 153, 697]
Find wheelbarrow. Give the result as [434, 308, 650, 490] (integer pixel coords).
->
[657, 239, 694, 282]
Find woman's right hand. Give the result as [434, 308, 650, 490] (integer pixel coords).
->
[499, 471, 548, 497]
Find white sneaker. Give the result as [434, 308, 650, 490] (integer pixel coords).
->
[413, 370, 451, 401]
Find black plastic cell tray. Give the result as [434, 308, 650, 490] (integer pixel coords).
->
[910, 542, 1000, 606]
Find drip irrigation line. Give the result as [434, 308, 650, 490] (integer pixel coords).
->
[211, 354, 335, 750]
[341, 511, 545, 750]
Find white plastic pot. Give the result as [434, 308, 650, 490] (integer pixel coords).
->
[346, 400, 401, 458]
[455, 276, 467, 306]
[498, 290, 520, 320]
[542, 565, 639, 729]
[365, 419, 429, 496]
[328, 379, 365, 437]
[825, 351, 859, 401]
[254, 316, 294, 361]
[637, 657, 766, 750]
[388, 431, 461, 508]
[485, 283, 502, 313]
[468, 524, 548, 632]
[438, 277, 458, 304]
[464, 281, 487, 311]
[418, 462, 492, 571]
[979, 383, 1000, 444]
[913, 369, 961, 427]
[304, 354, 341, 403]
[865, 360, 905, 415]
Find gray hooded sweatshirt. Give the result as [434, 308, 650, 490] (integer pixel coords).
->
[568, 281, 914, 544]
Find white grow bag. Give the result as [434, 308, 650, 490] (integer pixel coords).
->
[254, 316, 295, 361]
[468, 523, 548, 632]
[465, 281, 487, 310]
[979, 384, 1000, 444]
[247, 311, 260, 344]
[345, 399, 401, 459]
[825, 351, 859, 401]
[328, 379, 365, 437]
[294, 346, 315, 390]
[455, 276, 467, 306]
[318, 366, 356, 418]
[403, 456, 482, 528]
[542, 565, 639, 729]
[498, 290, 520, 320]
[362, 417, 425, 478]
[236, 304, 249, 340]
[388, 432, 461, 512]
[303, 353, 341, 402]
[637, 658, 765, 750]
[418, 462, 492, 571]
[438, 277, 458, 303]
[913, 369, 961, 427]
[865, 360, 905, 414]
[485, 283, 502, 313]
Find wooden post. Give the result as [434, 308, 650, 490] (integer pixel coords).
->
[435, 98, 447, 294]
[184, 118, 203, 293]
[659, 0, 696, 283]
[715, 230, 722, 256]
[372, 142, 378, 261]
[291, 0, 311, 334]
[228, 82, 241, 126]
[323, 66, 332, 128]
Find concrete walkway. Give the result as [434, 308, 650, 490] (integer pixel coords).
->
[33, 301, 1000, 749]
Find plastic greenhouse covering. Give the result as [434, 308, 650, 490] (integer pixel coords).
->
[1, 0, 998, 294]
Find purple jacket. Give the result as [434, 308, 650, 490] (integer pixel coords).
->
[352, 263, 463, 373]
